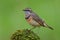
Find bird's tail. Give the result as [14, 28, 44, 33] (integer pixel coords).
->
[46, 25, 54, 30]
[44, 23, 54, 30]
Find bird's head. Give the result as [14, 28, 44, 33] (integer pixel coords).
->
[23, 8, 32, 15]
[23, 8, 32, 12]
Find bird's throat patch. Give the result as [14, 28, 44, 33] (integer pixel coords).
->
[25, 15, 31, 19]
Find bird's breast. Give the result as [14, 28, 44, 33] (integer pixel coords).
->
[26, 16, 40, 26]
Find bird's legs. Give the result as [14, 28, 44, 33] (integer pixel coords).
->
[29, 27, 36, 30]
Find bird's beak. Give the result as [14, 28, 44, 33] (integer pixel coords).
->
[23, 9, 26, 11]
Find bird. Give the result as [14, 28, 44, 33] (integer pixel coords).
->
[23, 8, 54, 30]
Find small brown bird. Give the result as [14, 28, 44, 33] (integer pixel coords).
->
[23, 8, 53, 30]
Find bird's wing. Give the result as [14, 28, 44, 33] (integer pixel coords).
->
[31, 12, 44, 26]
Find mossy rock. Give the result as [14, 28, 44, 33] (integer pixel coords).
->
[11, 29, 40, 40]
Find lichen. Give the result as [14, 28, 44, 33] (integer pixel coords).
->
[11, 29, 40, 40]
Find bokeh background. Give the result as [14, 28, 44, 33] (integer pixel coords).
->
[0, 0, 60, 40]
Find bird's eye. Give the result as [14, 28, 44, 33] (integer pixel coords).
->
[26, 10, 30, 11]
[23, 9, 31, 11]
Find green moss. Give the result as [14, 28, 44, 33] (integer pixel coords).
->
[11, 29, 40, 40]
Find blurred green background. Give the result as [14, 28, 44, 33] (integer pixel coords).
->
[0, 0, 60, 40]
